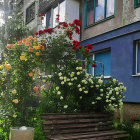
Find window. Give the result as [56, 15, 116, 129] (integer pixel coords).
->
[85, 0, 115, 27]
[89, 50, 111, 77]
[134, 0, 140, 8]
[136, 41, 140, 74]
[26, 2, 35, 24]
[53, 0, 66, 27]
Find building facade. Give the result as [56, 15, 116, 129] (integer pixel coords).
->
[80, 0, 140, 119]
[17, 0, 40, 33]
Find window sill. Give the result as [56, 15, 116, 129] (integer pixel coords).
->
[26, 18, 35, 25]
[84, 15, 115, 29]
[132, 74, 140, 77]
[95, 76, 111, 79]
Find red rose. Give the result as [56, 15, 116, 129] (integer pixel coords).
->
[117, 117, 120, 120]
[92, 64, 96, 68]
[34, 32, 39, 36]
[33, 86, 38, 92]
[46, 28, 53, 34]
[130, 118, 134, 121]
[39, 14, 44, 17]
[74, 26, 80, 34]
[40, 17, 44, 20]
[87, 44, 93, 50]
[72, 40, 80, 50]
[38, 30, 43, 35]
[85, 48, 89, 55]
[73, 19, 81, 26]
[79, 46, 82, 49]
[66, 30, 73, 40]
[40, 45, 44, 50]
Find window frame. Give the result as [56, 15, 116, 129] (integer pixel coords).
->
[91, 49, 111, 78]
[52, 0, 66, 28]
[26, 2, 35, 24]
[134, 0, 140, 8]
[136, 41, 140, 75]
[84, 0, 115, 28]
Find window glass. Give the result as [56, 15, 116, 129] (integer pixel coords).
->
[59, 1, 65, 22]
[95, 0, 105, 22]
[46, 9, 51, 28]
[26, 3, 35, 24]
[94, 51, 111, 76]
[53, 6, 58, 27]
[106, 0, 114, 17]
[87, 0, 94, 26]
[137, 43, 140, 73]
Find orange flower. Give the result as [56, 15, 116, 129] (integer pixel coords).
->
[4, 64, 11, 71]
[6, 44, 14, 50]
[18, 41, 22, 45]
[33, 86, 38, 92]
[28, 47, 33, 52]
[22, 38, 26, 43]
[28, 36, 33, 40]
[34, 37, 38, 42]
[28, 72, 33, 77]
[25, 41, 29, 46]
[36, 52, 40, 56]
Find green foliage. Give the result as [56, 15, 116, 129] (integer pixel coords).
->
[114, 119, 140, 140]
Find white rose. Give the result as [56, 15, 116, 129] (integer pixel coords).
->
[58, 72, 62, 76]
[92, 102, 95, 104]
[97, 97, 101, 100]
[100, 89, 103, 92]
[61, 81, 64, 85]
[79, 88, 82, 92]
[98, 79, 103, 84]
[68, 82, 72, 86]
[71, 78, 74, 81]
[56, 87, 59, 90]
[77, 72, 80, 75]
[77, 84, 81, 88]
[96, 85, 99, 88]
[115, 87, 119, 92]
[100, 94, 103, 97]
[84, 91, 88, 94]
[80, 96, 82, 99]
[116, 92, 119, 95]
[59, 77, 63, 80]
[123, 87, 127, 92]
[74, 77, 77, 80]
[60, 96, 63, 100]
[64, 105, 68, 109]
[113, 79, 117, 83]
[79, 67, 82, 70]
[90, 86, 93, 88]
[76, 67, 79, 70]
[106, 99, 109, 102]
[67, 78, 70, 81]
[57, 91, 61, 95]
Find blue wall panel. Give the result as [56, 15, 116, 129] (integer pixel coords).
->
[80, 21, 140, 103]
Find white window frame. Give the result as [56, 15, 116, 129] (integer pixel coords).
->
[92, 51, 111, 79]
[52, 0, 66, 28]
[136, 41, 140, 75]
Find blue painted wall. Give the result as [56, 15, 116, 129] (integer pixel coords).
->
[81, 21, 140, 103]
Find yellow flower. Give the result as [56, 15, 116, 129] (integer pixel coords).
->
[35, 52, 40, 56]
[33, 46, 40, 50]
[12, 89, 17, 94]
[13, 114, 17, 118]
[12, 99, 19, 104]
[4, 64, 11, 71]
[34, 118, 37, 121]
[20, 56, 25, 60]
[0, 65, 4, 69]
[28, 72, 33, 77]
